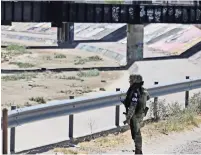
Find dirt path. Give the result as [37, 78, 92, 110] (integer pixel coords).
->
[44, 122, 201, 154]
[108, 125, 201, 154]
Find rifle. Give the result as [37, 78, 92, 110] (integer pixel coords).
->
[120, 98, 128, 116]
[144, 107, 149, 116]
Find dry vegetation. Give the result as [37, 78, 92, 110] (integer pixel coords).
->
[1, 44, 30, 62]
[1, 44, 122, 109]
[1, 44, 119, 69]
[1, 70, 121, 109]
[53, 92, 201, 154]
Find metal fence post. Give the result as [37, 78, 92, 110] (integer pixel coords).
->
[115, 88, 120, 127]
[10, 105, 16, 154]
[2, 108, 8, 154]
[185, 76, 190, 108]
[69, 96, 74, 139]
[154, 82, 159, 120]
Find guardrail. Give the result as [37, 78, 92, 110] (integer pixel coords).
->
[2, 77, 201, 154]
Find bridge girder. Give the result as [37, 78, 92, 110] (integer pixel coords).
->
[1, 1, 201, 25]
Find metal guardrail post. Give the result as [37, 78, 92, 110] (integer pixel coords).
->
[69, 96, 74, 139]
[4, 78, 201, 129]
[10, 105, 16, 154]
[154, 82, 159, 120]
[2, 108, 8, 154]
[115, 88, 120, 127]
[185, 76, 190, 108]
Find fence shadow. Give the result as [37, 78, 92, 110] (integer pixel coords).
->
[15, 117, 157, 154]
[15, 125, 130, 154]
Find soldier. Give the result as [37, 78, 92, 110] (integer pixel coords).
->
[123, 74, 150, 155]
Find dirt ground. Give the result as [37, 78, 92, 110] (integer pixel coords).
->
[47, 117, 201, 154]
[1, 47, 122, 109]
[1, 48, 120, 69]
[1, 70, 122, 109]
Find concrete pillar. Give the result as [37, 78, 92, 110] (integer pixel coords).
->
[57, 22, 74, 46]
[57, 27, 62, 44]
[126, 24, 144, 66]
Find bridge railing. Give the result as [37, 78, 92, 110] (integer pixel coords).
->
[2, 78, 201, 154]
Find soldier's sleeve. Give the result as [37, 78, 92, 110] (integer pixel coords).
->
[144, 89, 150, 101]
[147, 91, 150, 101]
[126, 91, 138, 121]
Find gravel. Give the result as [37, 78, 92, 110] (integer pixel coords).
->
[167, 137, 201, 154]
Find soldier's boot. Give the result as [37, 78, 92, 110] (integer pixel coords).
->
[135, 148, 143, 155]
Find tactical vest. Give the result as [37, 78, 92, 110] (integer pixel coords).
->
[135, 88, 147, 115]
[127, 87, 148, 116]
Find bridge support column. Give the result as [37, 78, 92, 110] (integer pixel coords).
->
[57, 22, 74, 47]
[126, 24, 144, 66]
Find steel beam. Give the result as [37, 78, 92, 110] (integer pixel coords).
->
[1, 2, 201, 24]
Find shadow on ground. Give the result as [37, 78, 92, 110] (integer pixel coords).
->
[15, 125, 130, 154]
[1, 41, 201, 74]
[15, 118, 157, 154]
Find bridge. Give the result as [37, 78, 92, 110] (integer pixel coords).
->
[1, 1, 201, 66]
[1, 1, 201, 154]
[1, 1, 201, 25]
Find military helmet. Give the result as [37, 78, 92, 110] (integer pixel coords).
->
[129, 74, 143, 83]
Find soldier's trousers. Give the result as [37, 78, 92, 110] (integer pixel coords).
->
[130, 116, 143, 151]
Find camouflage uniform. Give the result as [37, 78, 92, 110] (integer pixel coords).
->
[124, 74, 150, 155]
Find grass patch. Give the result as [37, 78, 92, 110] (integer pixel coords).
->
[1, 45, 29, 62]
[60, 89, 93, 95]
[88, 56, 103, 61]
[57, 75, 83, 81]
[6, 44, 26, 53]
[74, 58, 87, 65]
[75, 133, 128, 154]
[1, 73, 37, 81]
[28, 84, 48, 89]
[77, 69, 100, 77]
[54, 53, 66, 59]
[74, 56, 103, 65]
[54, 148, 87, 154]
[149, 92, 201, 133]
[154, 110, 201, 133]
[9, 62, 35, 68]
[53, 134, 126, 154]
[43, 56, 52, 61]
[90, 135, 125, 148]
[29, 97, 46, 104]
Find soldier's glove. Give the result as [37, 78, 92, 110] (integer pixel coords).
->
[144, 107, 149, 116]
[123, 119, 130, 125]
